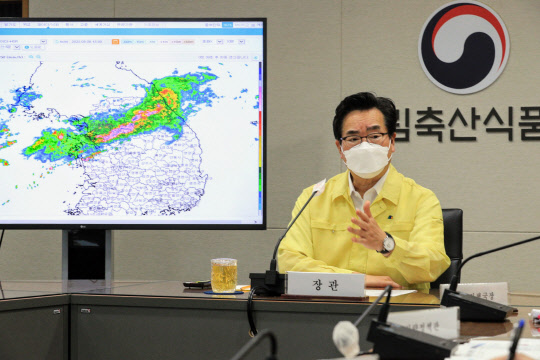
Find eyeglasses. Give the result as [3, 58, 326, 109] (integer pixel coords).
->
[340, 132, 388, 147]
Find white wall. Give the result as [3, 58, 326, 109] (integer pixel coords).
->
[0, 0, 537, 293]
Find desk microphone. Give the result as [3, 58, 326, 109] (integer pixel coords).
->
[333, 285, 456, 360]
[440, 235, 540, 321]
[249, 179, 326, 296]
[229, 329, 277, 360]
[333, 285, 392, 358]
[367, 289, 457, 360]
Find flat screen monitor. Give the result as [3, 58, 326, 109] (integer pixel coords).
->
[0, 18, 266, 230]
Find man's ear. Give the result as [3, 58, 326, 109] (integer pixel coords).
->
[389, 133, 396, 154]
[335, 139, 346, 162]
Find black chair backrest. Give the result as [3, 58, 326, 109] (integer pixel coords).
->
[430, 208, 463, 289]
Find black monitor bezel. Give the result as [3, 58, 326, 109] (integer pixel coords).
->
[0, 17, 267, 230]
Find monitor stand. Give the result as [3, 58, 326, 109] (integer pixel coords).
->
[62, 229, 113, 282]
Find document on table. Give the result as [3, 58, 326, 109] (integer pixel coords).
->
[446, 338, 540, 359]
[318, 355, 379, 360]
[365, 289, 416, 297]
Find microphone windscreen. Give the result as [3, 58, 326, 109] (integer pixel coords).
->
[332, 320, 360, 359]
[313, 178, 327, 196]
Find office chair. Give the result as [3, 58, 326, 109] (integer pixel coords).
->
[430, 208, 463, 289]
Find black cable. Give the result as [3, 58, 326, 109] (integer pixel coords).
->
[247, 286, 263, 337]
[229, 328, 278, 360]
[0, 228, 4, 249]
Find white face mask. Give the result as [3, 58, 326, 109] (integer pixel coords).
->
[342, 141, 392, 179]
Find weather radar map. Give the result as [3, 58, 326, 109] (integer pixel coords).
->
[0, 19, 265, 228]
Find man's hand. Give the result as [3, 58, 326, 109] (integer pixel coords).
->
[348, 200, 387, 252]
[365, 275, 402, 289]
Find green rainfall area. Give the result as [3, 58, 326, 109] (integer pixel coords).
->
[23, 73, 216, 162]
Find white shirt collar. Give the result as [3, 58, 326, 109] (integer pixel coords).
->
[348, 168, 389, 210]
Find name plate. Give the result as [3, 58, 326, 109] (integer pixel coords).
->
[440, 282, 508, 305]
[286, 272, 365, 297]
[387, 306, 460, 339]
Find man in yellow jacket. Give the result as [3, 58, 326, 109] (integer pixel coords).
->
[277, 92, 450, 290]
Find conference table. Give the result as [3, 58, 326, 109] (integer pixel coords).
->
[0, 280, 537, 360]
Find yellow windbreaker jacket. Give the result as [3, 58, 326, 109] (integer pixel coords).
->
[277, 164, 450, 290]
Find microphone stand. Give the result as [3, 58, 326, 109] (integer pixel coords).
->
[332, 286, 393, 358]
[366, 287, 457, 360]
[333, 285, 456, 360]
[249, 190, 320, 296]
[440, 236, 540, 321]
[354, 285, 393, 327]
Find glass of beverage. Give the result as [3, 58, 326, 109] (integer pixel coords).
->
[211, 258, 237, 293]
